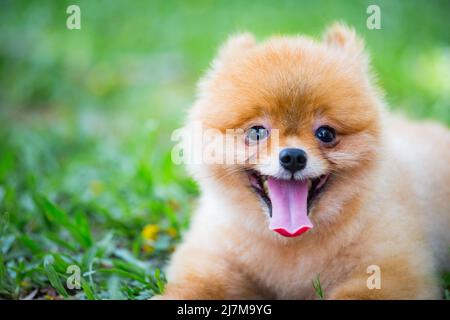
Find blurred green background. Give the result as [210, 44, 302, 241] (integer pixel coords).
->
[0, 0, 449, 299]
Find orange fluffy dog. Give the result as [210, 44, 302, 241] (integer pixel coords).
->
[158, 24, 450, 299]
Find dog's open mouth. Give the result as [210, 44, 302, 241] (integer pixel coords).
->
[247, 170, 329, 238]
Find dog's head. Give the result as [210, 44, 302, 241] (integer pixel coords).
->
[184, 24, 383, 238]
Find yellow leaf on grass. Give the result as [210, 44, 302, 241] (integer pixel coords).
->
[142, 244, 155, 253]
[167, 227, 177, 238]
[141, 224, 160, 241]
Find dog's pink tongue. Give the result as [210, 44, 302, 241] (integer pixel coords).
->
[267, 177, 312, 237]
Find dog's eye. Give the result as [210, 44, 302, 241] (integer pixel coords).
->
[246, 126, 269, 144]
[315, 126, 336, 144]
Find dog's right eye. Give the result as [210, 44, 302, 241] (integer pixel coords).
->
[246, 126, 269, 144]
[315, 125, 336, 144]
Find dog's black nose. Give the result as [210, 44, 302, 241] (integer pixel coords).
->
[279, 148, 307, 174]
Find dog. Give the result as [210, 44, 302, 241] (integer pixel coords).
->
[158, 23, 450, 299]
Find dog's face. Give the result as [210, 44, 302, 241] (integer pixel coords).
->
[186, 24, 383, 238]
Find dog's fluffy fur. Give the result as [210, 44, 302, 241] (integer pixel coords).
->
[159, 24, 450, 299]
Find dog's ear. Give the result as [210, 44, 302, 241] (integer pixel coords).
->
[216, 32, 256, 63]
[323, 22, 370, 73]
[323, 22, 364, 55]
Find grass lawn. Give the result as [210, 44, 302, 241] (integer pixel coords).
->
[0, 0, 449, 299]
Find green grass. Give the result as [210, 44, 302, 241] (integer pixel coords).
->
[312, 275, 325, 300]
[0, 0, 449, 299]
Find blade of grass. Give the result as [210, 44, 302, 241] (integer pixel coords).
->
[43, 255, 68, 298]
[312, 274, 325, 300]
[98, 268, 148, 285]
[81, 278, 97, 300]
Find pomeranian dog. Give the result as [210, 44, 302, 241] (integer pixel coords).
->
[158, 24, 450, 299]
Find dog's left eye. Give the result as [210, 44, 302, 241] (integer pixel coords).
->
[246, 126, 269, 144]
[315, 125, 336, 144]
